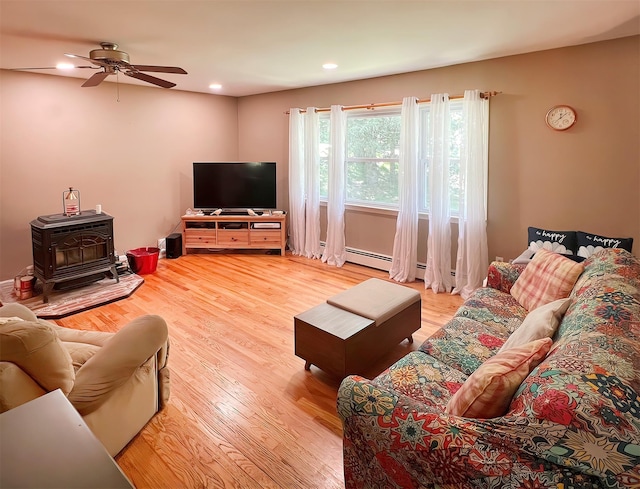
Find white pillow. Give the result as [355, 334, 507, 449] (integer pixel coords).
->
[512, 249, 534, 265]
[499, 298, 571, 352]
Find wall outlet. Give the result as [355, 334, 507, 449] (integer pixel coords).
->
[157, 238, 167, 258]
[496, 256, 504, 262]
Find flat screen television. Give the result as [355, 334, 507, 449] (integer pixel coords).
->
[193, 162, 277, 211]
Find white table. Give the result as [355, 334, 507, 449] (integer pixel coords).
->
[0, 389, 134, 488]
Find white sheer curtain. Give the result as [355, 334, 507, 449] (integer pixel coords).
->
[322, 105, 347, 266]
[303, 107, 322, 259]
[453, 90, 489, 298]
[288, 107, 322, 258]
[288, 108, 306, 255]
[424, 94, 453, 293]
[389, 96, 419, 282]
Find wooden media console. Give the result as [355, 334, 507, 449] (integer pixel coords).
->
[181, 213, 286, 255]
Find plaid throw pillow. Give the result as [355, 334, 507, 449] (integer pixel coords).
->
[510, 249, 584, 311]
[445, 337, 552, 419]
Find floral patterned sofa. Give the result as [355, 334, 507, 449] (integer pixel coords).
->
[337, 248, 640, 488]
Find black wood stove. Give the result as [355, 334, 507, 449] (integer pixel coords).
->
[30, 210, 118, 303]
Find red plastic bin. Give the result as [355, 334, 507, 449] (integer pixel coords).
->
[126, 247, 160, 275]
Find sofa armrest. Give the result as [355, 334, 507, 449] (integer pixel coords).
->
[0, 303, 38, 322]
[68, 315, 169, 415]
[337, 375, 571, 488]
[486, 261, 527, 294]
[0, 362, 47, 412]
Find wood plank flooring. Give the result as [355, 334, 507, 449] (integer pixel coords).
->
[54, 252, 463, 489]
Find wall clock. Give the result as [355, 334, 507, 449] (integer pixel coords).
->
[545, 105, 577, 131]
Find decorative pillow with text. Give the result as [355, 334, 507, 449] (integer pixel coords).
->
[577, 231, 633, 259]
[528, 227, 577, 256]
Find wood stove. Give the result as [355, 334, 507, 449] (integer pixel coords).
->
[31, 210, 118, 303]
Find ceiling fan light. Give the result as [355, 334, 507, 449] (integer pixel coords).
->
[56, 62, 75, 70]
[209, 83, 222, 90]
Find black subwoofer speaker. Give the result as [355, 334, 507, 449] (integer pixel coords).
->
[166, 233, 182, 259]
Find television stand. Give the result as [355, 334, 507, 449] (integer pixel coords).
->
[181, 213, 286, 255]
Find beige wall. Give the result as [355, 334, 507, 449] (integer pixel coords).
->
[0, 71, 238, 280]
[238, 36, 639, 264]
[1, 36, 638, 280]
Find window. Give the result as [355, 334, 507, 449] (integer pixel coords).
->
[345, 110, 401, 206]
[418, 100, 465, 215]
[318, 100, 486, 216]
[319, 109, 401, 208]
[319, 116, 330, 198]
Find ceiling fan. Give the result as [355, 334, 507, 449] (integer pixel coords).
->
[13, 42, 187, 89]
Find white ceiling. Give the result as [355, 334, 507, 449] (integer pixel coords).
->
[1, 1, 639, 97]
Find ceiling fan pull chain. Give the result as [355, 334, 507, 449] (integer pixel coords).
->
[117, 71, 120, 102]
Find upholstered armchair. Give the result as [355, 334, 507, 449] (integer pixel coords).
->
[0, 303, 170, 456]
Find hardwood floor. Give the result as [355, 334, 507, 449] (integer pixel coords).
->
[55, 252, 463, 489]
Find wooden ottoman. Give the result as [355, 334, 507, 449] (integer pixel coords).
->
[294, 278, 421, 378]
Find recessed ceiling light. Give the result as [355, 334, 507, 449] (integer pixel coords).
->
[209, 83, 222, 90]
[322, 63, 338, 70]
[56, 62, 75, 70]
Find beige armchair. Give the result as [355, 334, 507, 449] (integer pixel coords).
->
[0, 303, 170, 456]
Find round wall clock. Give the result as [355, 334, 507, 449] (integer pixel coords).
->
[545, 105, 577, 131]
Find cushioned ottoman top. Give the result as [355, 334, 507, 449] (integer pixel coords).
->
[327, 278, 421, 325]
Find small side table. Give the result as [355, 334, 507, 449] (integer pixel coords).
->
[0, 389, 134, 489]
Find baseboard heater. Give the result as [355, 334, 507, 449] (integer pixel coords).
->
[320, 242, 446, 280]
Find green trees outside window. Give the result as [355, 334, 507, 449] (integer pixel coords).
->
[319, 101, 470, 215]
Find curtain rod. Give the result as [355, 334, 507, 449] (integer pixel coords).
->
[286, 91, 501, 114]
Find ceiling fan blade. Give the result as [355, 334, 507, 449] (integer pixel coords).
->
[124, 71, 176, 88]
[65, 53, 91, 61]
[8, 65, 98, 71]
[129, 65, 187, 75]
[65, 53, 106, 67]
[82, 71, 110, 87]
[8, 66, 59, 70]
